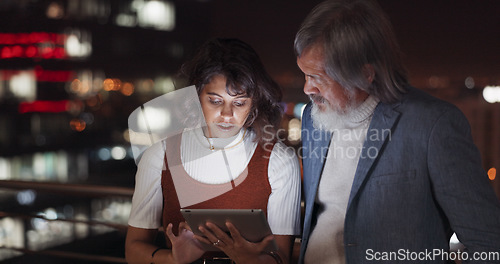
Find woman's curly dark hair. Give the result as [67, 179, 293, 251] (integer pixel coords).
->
[177, 38, 283, 144]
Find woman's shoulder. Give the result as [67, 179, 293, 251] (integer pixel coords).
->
[267, 141, 300, 185]
[269, 141, 299, 164]
[137, 140, 166, 168]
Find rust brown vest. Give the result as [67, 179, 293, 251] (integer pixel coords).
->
[160, 135, 273, 249]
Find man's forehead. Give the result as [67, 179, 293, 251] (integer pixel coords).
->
[297, 44, 326, 72]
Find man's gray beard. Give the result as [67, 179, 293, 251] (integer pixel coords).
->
[311, 102, 351, 131]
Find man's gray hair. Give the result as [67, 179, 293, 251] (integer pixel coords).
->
[294, 0, 408, 103]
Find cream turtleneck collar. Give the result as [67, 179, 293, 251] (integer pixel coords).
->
[343, 95, 379, 125]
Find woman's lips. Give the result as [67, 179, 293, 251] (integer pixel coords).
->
[216, 123, 234, 131]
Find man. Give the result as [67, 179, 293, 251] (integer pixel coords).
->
[295, 0, 500, 263]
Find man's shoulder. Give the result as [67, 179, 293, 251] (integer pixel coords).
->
[374, 86, 469, 135]
[386, 86, 460, 117]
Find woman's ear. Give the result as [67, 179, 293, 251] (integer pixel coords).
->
[362, 64, 375, 84]
[244, 107, 257, 128]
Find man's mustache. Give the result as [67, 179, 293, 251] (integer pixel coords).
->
[309, 94, 326, 104]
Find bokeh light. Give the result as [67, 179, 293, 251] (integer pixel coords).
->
[16, 190, 37, 205]
[103, 78, 115, 91]
[488, 168, 496, 180]
[111, 146, 127, 160]
[464, 76, 475, 89]
[293, 102, 306, 119]
[288, 118, 302, 142]
[97, 148, 111, 161]
[120, 82, 135, 96]
[69, 118, 86, 131]
[483, 86, 500, 103]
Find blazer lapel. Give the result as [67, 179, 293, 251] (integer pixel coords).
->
[305, 128, 332, 204]
[347, 102, 401, 208]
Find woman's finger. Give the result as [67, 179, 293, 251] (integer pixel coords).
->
[258, 234, 275, 250]
[224, 221, 243, 242]
[198, 224, 219, 243]
[205, 222, 232, 243]
[179, 221, 192, 232]
[193, 234, 212, 245]
[165, 223, 176, 241]
[252, 234, 275, 252]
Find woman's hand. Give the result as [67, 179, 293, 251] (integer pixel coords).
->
[166, 222, 206, 264]
[195, 221, 275, 264]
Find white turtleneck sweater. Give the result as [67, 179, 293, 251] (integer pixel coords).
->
[305, 96, 379, 264]
[128, 128, 301, 236]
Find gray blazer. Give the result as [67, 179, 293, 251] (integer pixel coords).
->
[299, 86, 500, 263]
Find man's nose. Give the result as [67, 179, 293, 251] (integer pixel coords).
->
[303, 80, 320, 95]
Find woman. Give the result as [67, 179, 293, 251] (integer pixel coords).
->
[125, 38, 301, 264]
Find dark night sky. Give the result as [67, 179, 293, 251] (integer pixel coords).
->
[1, 0, 498, 100]
[193, 0, 500, 100]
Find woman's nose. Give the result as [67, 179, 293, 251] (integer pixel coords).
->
[220, 103, 233, 118]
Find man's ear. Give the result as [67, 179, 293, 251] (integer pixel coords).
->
[362, 64, 375, 84]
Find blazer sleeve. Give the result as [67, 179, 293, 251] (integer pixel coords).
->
[427, 105, 500, 263]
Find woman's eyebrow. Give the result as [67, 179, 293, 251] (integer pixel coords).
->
[207, 92, 249, 99]
[206, 92, 222, 97]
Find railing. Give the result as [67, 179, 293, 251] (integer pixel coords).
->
[0, 246, 128, 263]
[0, 180, 134, 197]
[0, 179, 134, 263]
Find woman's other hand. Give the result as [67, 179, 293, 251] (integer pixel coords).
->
[166, 222, 206, 264]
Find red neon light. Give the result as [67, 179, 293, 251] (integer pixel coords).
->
[0, 32, 68, 60]
[1, 33, 15, 45]
[53, 47, 66, 59]
[25, 46, 37, 57]
[17, 33, 29, 44]
[29, 32, 50, 43]
[1, 47, 12, 58]
[0, 45, 67, 59]
[35, 68, 74, 82]
[41, 47, 54, 59]
[12, 45, 23, 57]
[0, 69, 75, 82]
[19, 100, 70, 114]
[0, 32, 66, 45]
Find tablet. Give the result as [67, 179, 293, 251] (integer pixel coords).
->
[180, 208, 278, 252]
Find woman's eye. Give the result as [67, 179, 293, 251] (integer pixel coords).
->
[234, 101, 246, 107]
[209, 98, 222, 105]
